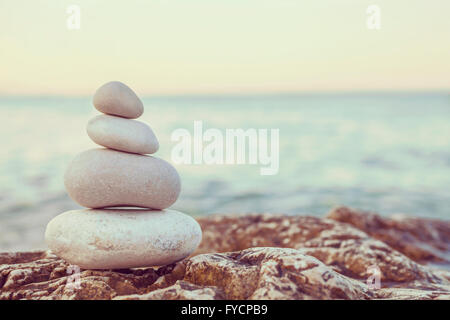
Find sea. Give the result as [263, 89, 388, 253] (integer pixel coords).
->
[0, 92, 449, 250]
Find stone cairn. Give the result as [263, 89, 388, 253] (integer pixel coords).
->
[45, 81, 202, 269]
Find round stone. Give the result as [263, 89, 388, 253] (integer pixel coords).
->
[87, 115, 159, 154]
[64, 148, 180, 209]
[93, 81, 144, 119]
[45, 209, 202, 269]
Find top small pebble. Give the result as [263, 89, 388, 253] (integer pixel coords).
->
[93, 81, 144, 119]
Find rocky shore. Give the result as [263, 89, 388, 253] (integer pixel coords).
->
[1, 207, 449, 300]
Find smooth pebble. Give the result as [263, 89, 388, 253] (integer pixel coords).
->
[64, 148, 180, 209]
[93, 81, 144, 119]
[45, 209, 202, 269]
[87, 114, 159, 154]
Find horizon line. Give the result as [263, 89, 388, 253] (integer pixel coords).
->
[0, 88, 449, 99]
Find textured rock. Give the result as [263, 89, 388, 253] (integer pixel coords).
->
[194, 212, 449, 284]
[0, 251, 179, 300]
[45, 209, 202, 269]
[1, 208, 449, 300]
[93, 81, 144, 119]
[327, 206, 450, 264]
[116, 280, 225, 300]
[64, 148, 181, 209]
[183, 247, 371, 300]
[87, 115, 159, 154]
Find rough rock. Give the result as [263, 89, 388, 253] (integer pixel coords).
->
[1, 207, 449, 300]
[195, 212, 449, 285]
[327, 206, 450, 263]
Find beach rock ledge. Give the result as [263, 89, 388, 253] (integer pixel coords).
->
[1, 207, 449, 300]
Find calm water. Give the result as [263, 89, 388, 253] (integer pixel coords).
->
[0, 92, 449, 221]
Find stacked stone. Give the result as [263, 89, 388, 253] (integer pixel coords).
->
[45, 81, 202, 270]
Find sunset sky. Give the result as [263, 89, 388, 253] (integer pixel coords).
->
[0, 0, 449, 96]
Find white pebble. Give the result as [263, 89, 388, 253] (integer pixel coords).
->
[93, 81, 144, 119]
[64, 148, 180, 209]
[87, 114, 159, 154]
[45, 209, 202, 269]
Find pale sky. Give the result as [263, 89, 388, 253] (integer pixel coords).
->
[0, 0, 449, 95]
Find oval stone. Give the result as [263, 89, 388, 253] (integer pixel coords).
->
[87, 115, 159, 154]
[45, 209, 202, 269]
[64, 148, 180, 209]
[93, 81, 144, 119]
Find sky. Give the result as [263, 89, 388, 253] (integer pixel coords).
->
[0, 0, 449, 96]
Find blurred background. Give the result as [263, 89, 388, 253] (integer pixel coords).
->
[0, 0, 449, 251]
